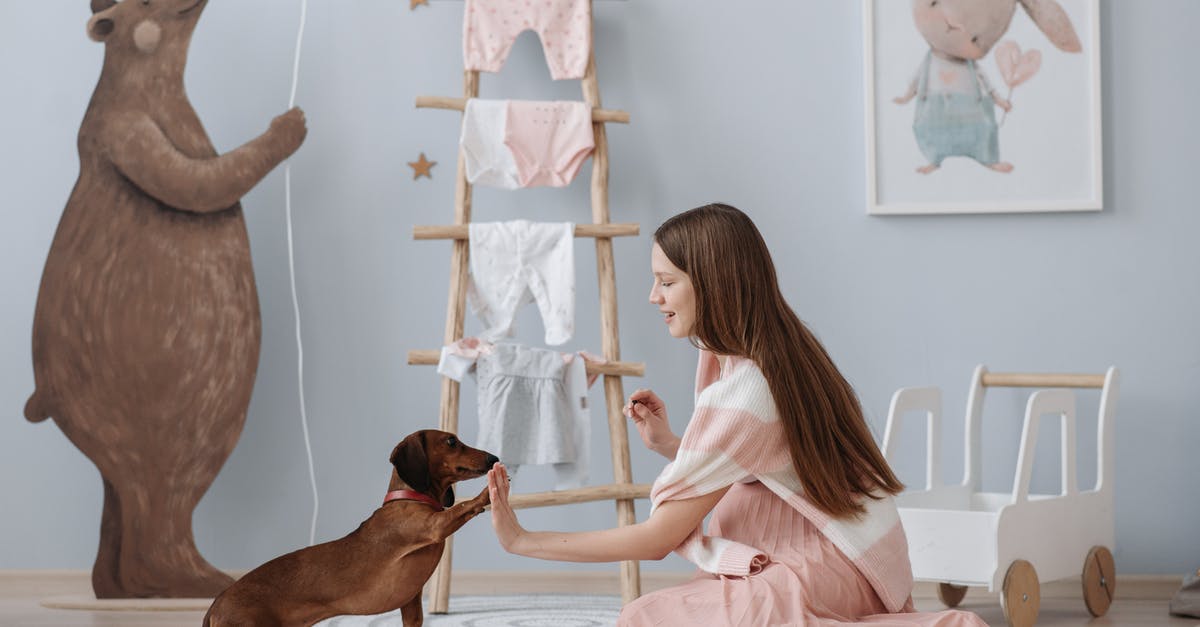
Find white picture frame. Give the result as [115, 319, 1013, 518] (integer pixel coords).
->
[864, 0, 1103, 215]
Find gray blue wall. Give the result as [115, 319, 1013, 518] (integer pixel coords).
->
[2, 1, 1196, 577]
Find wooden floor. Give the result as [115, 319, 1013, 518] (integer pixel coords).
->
[1, 571, 1192, 626]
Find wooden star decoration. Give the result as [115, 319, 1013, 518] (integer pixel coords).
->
[408, 153, 436, 180]
[410, 0, 429, 9]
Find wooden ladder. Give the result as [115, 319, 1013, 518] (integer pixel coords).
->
[408, 2, 651, 613]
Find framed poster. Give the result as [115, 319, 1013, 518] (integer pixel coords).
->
[864, 0, 1102, 215]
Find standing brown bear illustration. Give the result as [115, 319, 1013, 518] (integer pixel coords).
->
[25, 0, 306, 598]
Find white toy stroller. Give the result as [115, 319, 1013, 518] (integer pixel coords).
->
[882, 365, 1119, 627]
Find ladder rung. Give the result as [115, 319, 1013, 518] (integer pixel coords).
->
[409, 350, 644, 377]
[416, 96, 630, 124]
[459, 483, 652, 510]
[414, 223, 639, 240]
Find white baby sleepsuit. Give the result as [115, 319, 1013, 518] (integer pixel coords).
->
[467, 220, 575, 346]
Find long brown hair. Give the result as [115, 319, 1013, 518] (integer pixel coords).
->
[654, 203, 903, 518]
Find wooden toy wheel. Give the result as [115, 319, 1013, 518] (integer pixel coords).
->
[1002, 559, 1040, 627]
[1082, 545, 1116, 617]
[937, 583, 968, 608]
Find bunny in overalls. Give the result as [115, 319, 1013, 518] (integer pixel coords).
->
[913, 51, 1002, 172]
[893, 0, 1082, 174]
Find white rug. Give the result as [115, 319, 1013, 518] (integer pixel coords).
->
[317, 595, 622, 626]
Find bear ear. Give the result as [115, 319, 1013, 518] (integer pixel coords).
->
[88, 1, 118, 42]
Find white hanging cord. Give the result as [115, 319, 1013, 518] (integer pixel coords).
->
[287, 0, 307, 110]
[283, 0, 319, 547]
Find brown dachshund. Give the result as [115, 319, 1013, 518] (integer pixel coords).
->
[203, 430, 499, 627]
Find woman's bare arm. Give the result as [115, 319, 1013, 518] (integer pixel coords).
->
[487, 463, 727, 562]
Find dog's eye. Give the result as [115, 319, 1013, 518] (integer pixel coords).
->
[446, 436, 458, 447]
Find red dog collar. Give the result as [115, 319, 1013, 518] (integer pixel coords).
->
[383, 489, 444, 511]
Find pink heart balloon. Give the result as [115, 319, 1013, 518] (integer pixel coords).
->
[994, 40, 1042, 88]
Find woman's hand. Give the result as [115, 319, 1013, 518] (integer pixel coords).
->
[487, 463, 528, 553]
[624, 389, 680, 460]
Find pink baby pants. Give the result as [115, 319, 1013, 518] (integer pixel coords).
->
[464, 0, 591, 80]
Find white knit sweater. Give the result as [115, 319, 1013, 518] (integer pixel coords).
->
[649, 351, 914, 613]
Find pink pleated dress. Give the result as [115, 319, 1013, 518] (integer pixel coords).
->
[618, 481, 988, 626]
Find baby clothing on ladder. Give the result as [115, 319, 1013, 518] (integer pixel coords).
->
[506, 100, 594, 188]
[468, 220, 575, 346]
[438, 340, 591, 490]
[438, 337, 608, 385]
[436, 336, 496, 381]
[463, 0, 592, 80]
[461, 99, 522, 189]
[461, 99, 594, 189]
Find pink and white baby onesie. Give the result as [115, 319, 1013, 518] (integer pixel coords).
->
[461, 99, 594, 189]
[467, 220, 575, 346]
[464, 0, 592, 80]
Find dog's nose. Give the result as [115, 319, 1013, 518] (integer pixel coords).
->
[485, 454, 500, 468]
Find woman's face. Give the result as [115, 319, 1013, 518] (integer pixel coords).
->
[649, 242, 696, 339]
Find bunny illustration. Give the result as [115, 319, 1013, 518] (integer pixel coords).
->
[25, 0, 305, 597]
[893, 0, 1081, 174]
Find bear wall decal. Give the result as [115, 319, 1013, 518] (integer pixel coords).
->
[26, 0, 307, 598]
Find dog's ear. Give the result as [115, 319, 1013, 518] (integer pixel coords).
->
[390, 432, 432, 494]
[442, 486, 455, 508]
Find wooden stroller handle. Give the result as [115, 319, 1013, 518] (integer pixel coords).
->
[981, 373, 1106, 389]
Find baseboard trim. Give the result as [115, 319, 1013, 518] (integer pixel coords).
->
[910, 576, 1181, 602]
[440, 571, 1183, 601]
[38, 595, 213, 612]
[3, 570, 1184, 602]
